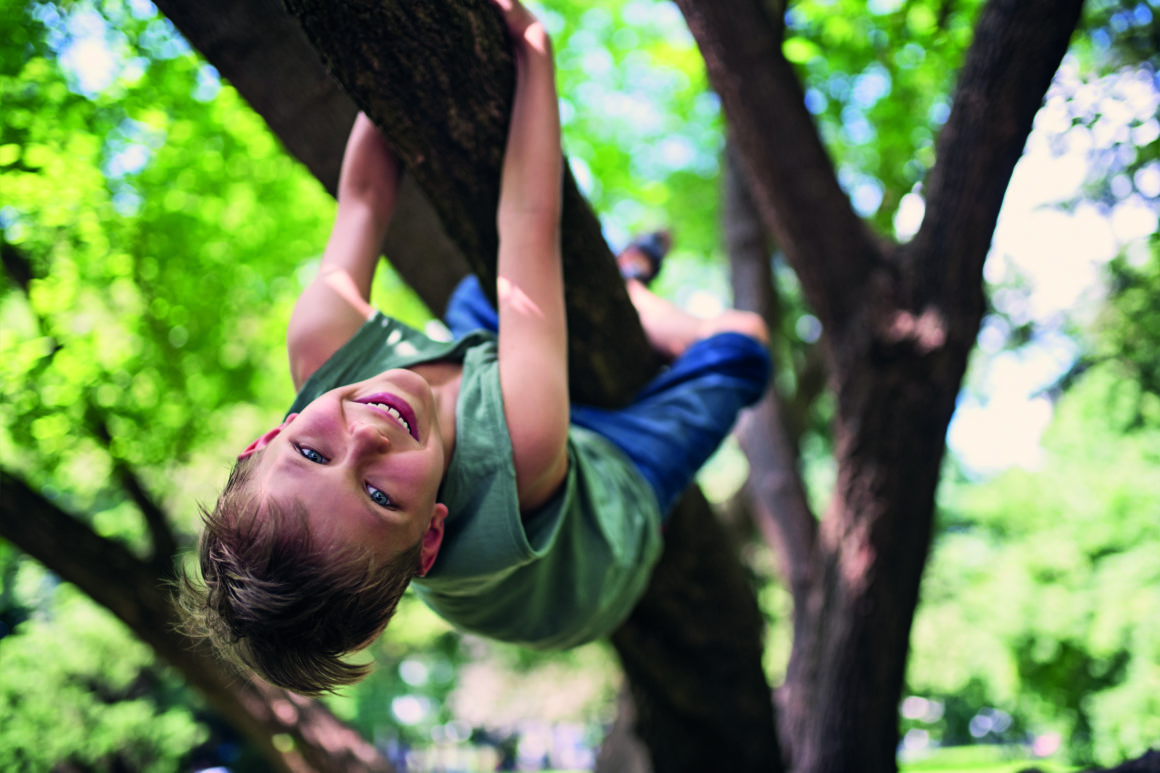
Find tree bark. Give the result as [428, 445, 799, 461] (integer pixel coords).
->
[243, 0, 659, 407]
[0, 470, 396, 773]
[685, 0, 1085, 770]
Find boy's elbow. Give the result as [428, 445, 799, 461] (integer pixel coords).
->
[515, 442, 569, 512]
[511, 417, 570, 511]
[339, 178, 396, 230]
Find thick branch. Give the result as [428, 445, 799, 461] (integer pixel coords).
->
[911, 0, 1085, 339]
[151, 0, 467, 314]
[674, 0, 881, 336]
[610, 491, 783, 773]
[277, 0, 658, 406]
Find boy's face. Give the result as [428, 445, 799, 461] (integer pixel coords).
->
[239, 369, 448, 574]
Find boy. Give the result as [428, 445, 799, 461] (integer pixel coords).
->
[181, 0, 770, 696]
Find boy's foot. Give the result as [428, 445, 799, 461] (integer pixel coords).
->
[617, 230, 673, 286]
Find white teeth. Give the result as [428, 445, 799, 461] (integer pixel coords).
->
[369, 402, 411, 434]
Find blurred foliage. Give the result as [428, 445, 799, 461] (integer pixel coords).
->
[784, 0, 983, 233]
[1, 0, 326, 765]
[0, 0, 331, 515]
[0, 576, 205, 771]
[909, 363, 1160, 765]
[1092, 234, 1160, 415]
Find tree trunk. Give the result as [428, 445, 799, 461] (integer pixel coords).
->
[686, 0, 1085, 770]
[0, 471, 396, 773]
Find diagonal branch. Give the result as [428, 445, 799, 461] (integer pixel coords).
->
[84, 407, 180, 572]
[1, 239, 179, 570]
[159, 0, 658, 406]
[0, 468, 396, 773]
[675, 0, 882, 337]
[910, 0, 1086, 335]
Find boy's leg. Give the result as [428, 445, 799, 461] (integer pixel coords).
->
[443, 275, 499, 337]
[446, 236, 767, 356]
[617, 230, 768, 359]
[571, 232, 771, 517]
[448, 242, 772, 519]
[571, 330, 771, 518]
[625, 279, 768, 360]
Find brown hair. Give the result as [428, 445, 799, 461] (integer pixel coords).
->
[177, 455, 422, 695]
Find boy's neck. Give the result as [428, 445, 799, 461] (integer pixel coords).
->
[410, 361, 463, 474]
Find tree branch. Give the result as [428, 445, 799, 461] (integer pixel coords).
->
[0, 468, 396, 773]
[84, 407, 180, 572]
[723, 143, 817, 614]
[675, 0, 882, 337]
[910, 0, 1085, 336]
[151, 0, 469, 315]
[211, 0, 658, 406]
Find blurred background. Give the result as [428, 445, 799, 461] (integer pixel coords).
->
[1, 0, 1157, 770]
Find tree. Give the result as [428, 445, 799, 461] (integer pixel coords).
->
[239, 0, 1083, 770]
[4, 0, 1157, 771]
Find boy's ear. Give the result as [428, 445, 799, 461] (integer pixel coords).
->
[238, 414, 298, 459]
[416, 504, 448, 577]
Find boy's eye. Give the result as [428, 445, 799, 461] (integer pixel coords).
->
[297, 445, 329, 464]
[366, 483, 394, 509]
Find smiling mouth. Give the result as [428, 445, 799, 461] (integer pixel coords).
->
[355, 394, 419, 440]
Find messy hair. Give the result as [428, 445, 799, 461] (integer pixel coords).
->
[177, 454, 422, 695]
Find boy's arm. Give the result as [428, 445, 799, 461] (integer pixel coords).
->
[493, 0, 569, 511]
[287, 113, 402, 389]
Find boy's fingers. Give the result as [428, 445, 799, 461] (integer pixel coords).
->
[492, 0, 538, 35]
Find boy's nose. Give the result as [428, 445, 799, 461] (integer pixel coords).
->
[349, 422, 390, 455]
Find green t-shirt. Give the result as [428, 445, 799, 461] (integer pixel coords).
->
[289, 313, 663, 650]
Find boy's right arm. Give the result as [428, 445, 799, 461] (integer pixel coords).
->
[287, 113, 402, 390]
[492, 0, 570, 512]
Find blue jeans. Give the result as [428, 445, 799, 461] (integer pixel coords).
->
[445, 276, 771, 517]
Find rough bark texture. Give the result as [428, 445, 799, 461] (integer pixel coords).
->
[150, 0, 466, 316]
[682, 0, 1087, 770]
[265, 0, 659, 407]
[0, 471, 395, 773]
[608, 492, 781, 772]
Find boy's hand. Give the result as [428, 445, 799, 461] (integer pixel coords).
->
[493, 0, 547, 51]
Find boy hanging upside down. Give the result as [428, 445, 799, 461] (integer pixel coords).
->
[180, 0, 770, 695]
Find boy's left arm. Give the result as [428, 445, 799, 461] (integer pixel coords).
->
[492, 0, 570, 512]
[287, 113, 402, 390]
